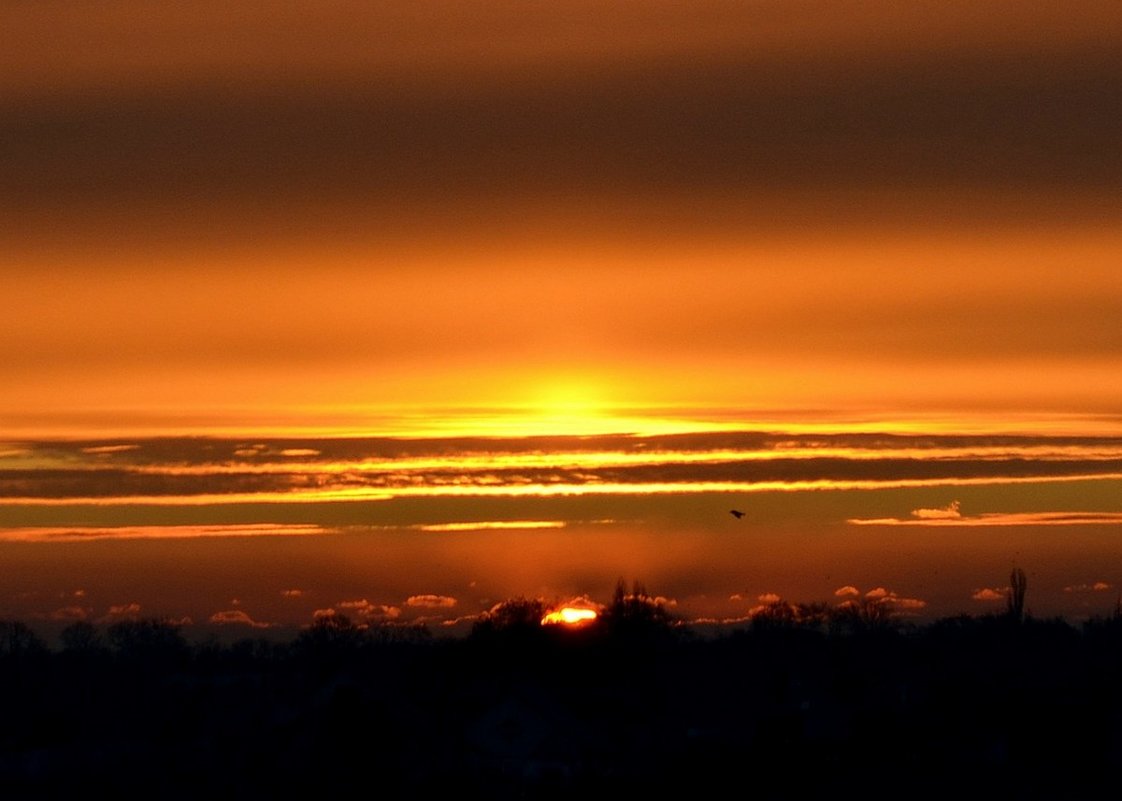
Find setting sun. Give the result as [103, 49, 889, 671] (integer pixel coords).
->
[541, 606, 600, 626]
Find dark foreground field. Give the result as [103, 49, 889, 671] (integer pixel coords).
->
[3, 599, 1122, 799]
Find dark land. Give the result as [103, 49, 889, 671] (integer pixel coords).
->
[3, 586, 1122, 799]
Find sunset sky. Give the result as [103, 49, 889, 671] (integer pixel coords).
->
[3, 2, 1122, 636]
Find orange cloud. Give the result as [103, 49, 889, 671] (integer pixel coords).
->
[51, 606, 92, 621]
[337, 599, 402, 619]
[894, 597, 928, 610]
[406, 594, 458, 609]
[1064, 582, 1113, 593]
[834, 586, 860, 597]
[912, 500, 961, 520]
[972, 588, 1006, 602]
[209, 609, 271, 628]
[108, 602, 140, 615]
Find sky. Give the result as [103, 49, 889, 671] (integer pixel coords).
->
[3, 1, 1122, 636]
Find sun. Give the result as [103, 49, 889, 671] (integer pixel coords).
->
[541, 606, 599, 626]
[465, 375, 623, 437]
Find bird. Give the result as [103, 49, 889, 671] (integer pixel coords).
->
[729, 509, 745, 519]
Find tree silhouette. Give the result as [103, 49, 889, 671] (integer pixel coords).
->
[602, 578, 675, 639]
[295, 613, 368, 653]
[106, 617, 189, 669]
[0, 618, 46, 660]
[470, 597, 548, 643]
[1007, 567, 1028, 623]
[60, 620, 104, 653]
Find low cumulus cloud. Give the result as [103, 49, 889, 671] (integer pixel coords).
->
[440, 613, 487, 627]
[972, 587, 1007, 602]
[50, 605, 92, 621]
[406, 594, 458, 609]
[757, 592, 782, 604]
[912, 500, 961, 520]
[281, 589, 305, 598]
[894, 597, 928, 610]
[1064, 581, 1113, 593]
[859, 587, 926, 611]
[335, 599, 402, 620]
[209, 609, 271, 628]
[834, 586, 860, 597]
[98, 602, 141, 622]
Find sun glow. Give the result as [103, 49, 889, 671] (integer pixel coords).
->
[541, 606, 599, 626]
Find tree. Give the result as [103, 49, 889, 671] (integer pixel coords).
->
[0, 619, 46, 659]
[1007, 567, 1028, 623]
[60, 620, 104, 653]
[470, 597, 548, 641]
[106, 617, 189, 668]
[602, 578, 674, 639]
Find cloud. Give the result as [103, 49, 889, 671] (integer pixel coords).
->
[894, 597, 928, 610]
[281, 588, 305, 598]
[81, 444, 139, 455]
[50, 606, 92, 621]
[440, 614, 487, 627]
[912, 500, 961, 520]
[1064, 581, 1113, 593]
[278, 448, 321, 457]
[209, 609, 270, 628]
[729, 593, 744, 601]
[848, 587, 927, 612]
[415, 520, 566, 532]
[834, 586, 860, 597]
[336, 599, 402, 620]
[757, 593, 782, 604]
[850, 510, 1122, 527]
[406, 594, 458, 609]
[972, 588, 1006, 602]
[96, 602, 141, 623]
[0, 524, 327, 543]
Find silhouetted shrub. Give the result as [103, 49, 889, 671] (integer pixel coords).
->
[470, 597, 548, 644]
[0, 618, 46, 660]
[60, 620, 105, 653]
[294, 613, 368, 654]
[601, 578, 676, 642]
[106, 617, 189, 668]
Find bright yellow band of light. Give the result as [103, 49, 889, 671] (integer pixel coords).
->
[541, 607, 599, 626]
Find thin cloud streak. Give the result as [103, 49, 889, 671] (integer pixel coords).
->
[849, 511, 1122, 527]
[0, 523, 326, 543]
[414, 521, 567, 532]
[8, 432, 1122, 505]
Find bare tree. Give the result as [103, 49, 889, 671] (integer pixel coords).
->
[1007, 567, 1028, 623]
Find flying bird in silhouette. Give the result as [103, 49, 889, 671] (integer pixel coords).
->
[729, 509, 746, 519]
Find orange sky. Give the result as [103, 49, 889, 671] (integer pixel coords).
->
[4, 0, 1122, 437]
